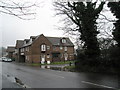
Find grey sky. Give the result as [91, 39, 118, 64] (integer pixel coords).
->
[1, 0, 65, 48]
[1, 0, 115, 48]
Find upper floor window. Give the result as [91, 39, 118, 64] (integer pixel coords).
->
[15, 49, 18, 53]
[26, 47, 29, 52]
[30, 38, 32, 43]
[24, 41, 26, 45]
[64, 46, 67, 51]
[47, 46, 50, 50]
[23, 48, 24, 52]
[60, 46, 63, 50]
[41, 44, 46, 51]
[20, 49, 22, 52]
[21, 48, 24, 52]
[62, 39, 66, 43]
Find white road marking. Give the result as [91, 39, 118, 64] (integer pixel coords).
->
[47, 69, 65, 78]
[81, 81, 116, 89]
[53, 74, 65, 78]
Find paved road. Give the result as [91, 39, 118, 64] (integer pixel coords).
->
[1, 62, 119, 89]
[0, 62, 22, 89]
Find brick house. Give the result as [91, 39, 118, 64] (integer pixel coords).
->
[16, 34, 74, 64]
[14, 40, 24, 62]
[6, 46, 15, 59]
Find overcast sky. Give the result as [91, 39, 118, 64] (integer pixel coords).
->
[0, 0, 115, 48]
[1, 0, 66, 48]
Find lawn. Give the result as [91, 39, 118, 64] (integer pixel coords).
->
[28, 60, 75, 66]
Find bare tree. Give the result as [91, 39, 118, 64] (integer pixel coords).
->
[0, 0, 40, 20]
[53, 1, 116, 46]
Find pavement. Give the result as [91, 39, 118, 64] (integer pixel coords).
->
[1, 62, 119, 89]
[0, 62, 22, 89]
[2, 75, 22, 88]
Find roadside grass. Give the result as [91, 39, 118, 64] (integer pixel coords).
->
[63, 65, 76, 72]
[51, 61, 75, 65]
[28, 60, 75, 66]
[63, 65, 75, 70]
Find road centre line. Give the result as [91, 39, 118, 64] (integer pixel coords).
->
[81, 81, 117, 89]
[52, 74, 65, 78]
[54, 74, 65, 78]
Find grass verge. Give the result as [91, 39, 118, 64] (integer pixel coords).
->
[28, 61, 75, 66]
[63, 65, 76, 72]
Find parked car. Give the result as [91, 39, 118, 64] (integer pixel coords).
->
[0, 57, 2, 62]
[1, 57, 12, 62]
[6, 58, 12, 62]
[1, 57, 7, 62]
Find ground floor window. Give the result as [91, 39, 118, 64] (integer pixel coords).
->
[52, 52, 61, 62]
[41, 55, 45, 64]
[52, 53, 60, 58]
[47, 54, 50, 58]
[64, 53, 68, 61]
[25, 56, 28, 60]
[25, 56, 29, 61]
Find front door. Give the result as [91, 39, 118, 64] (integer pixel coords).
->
[41, 55, 45, 64]
[64, 53, 68, 61]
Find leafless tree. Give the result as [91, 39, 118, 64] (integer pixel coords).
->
[0, 0, 40, 20]
[53, 1, 116, 48]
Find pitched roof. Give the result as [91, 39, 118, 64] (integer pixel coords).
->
[6, 46, 15, 52]
[46, 37, 74, 46]
[15, 40, 24, 48]
[21, 34, 74, 47]
[22, 36, 38, 47]
[30, 36, 37, 39]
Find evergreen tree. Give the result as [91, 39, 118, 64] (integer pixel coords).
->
[54, 2, 105, 66]
[108, 2, 120, 68]
[108, 2, 120, 47]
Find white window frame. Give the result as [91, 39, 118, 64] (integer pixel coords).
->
[26, 56, 28, 60]
[28, 56, 29, 61]
[22, 48, 24, 52]
[47, 54, 50, 58]
[15, 49, 18, 53]
[62, 39, 66, 43]
[21, 48, 24, 52]
[30, 38, 32, 42]
[41, 44, 46, 51]
[64, 46, 67, 51]
[47, 46, 50, 50]
[60, 46, 63, 50]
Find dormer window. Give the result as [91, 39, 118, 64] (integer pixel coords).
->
[24, 41, 26, 45]
[62, 38, 66, 43]
[30, 38, 32, 43]
[41, 44, 46, 51]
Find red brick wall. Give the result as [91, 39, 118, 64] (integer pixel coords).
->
[31, 35, 52, 63]
[22, 34, 74, 63]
